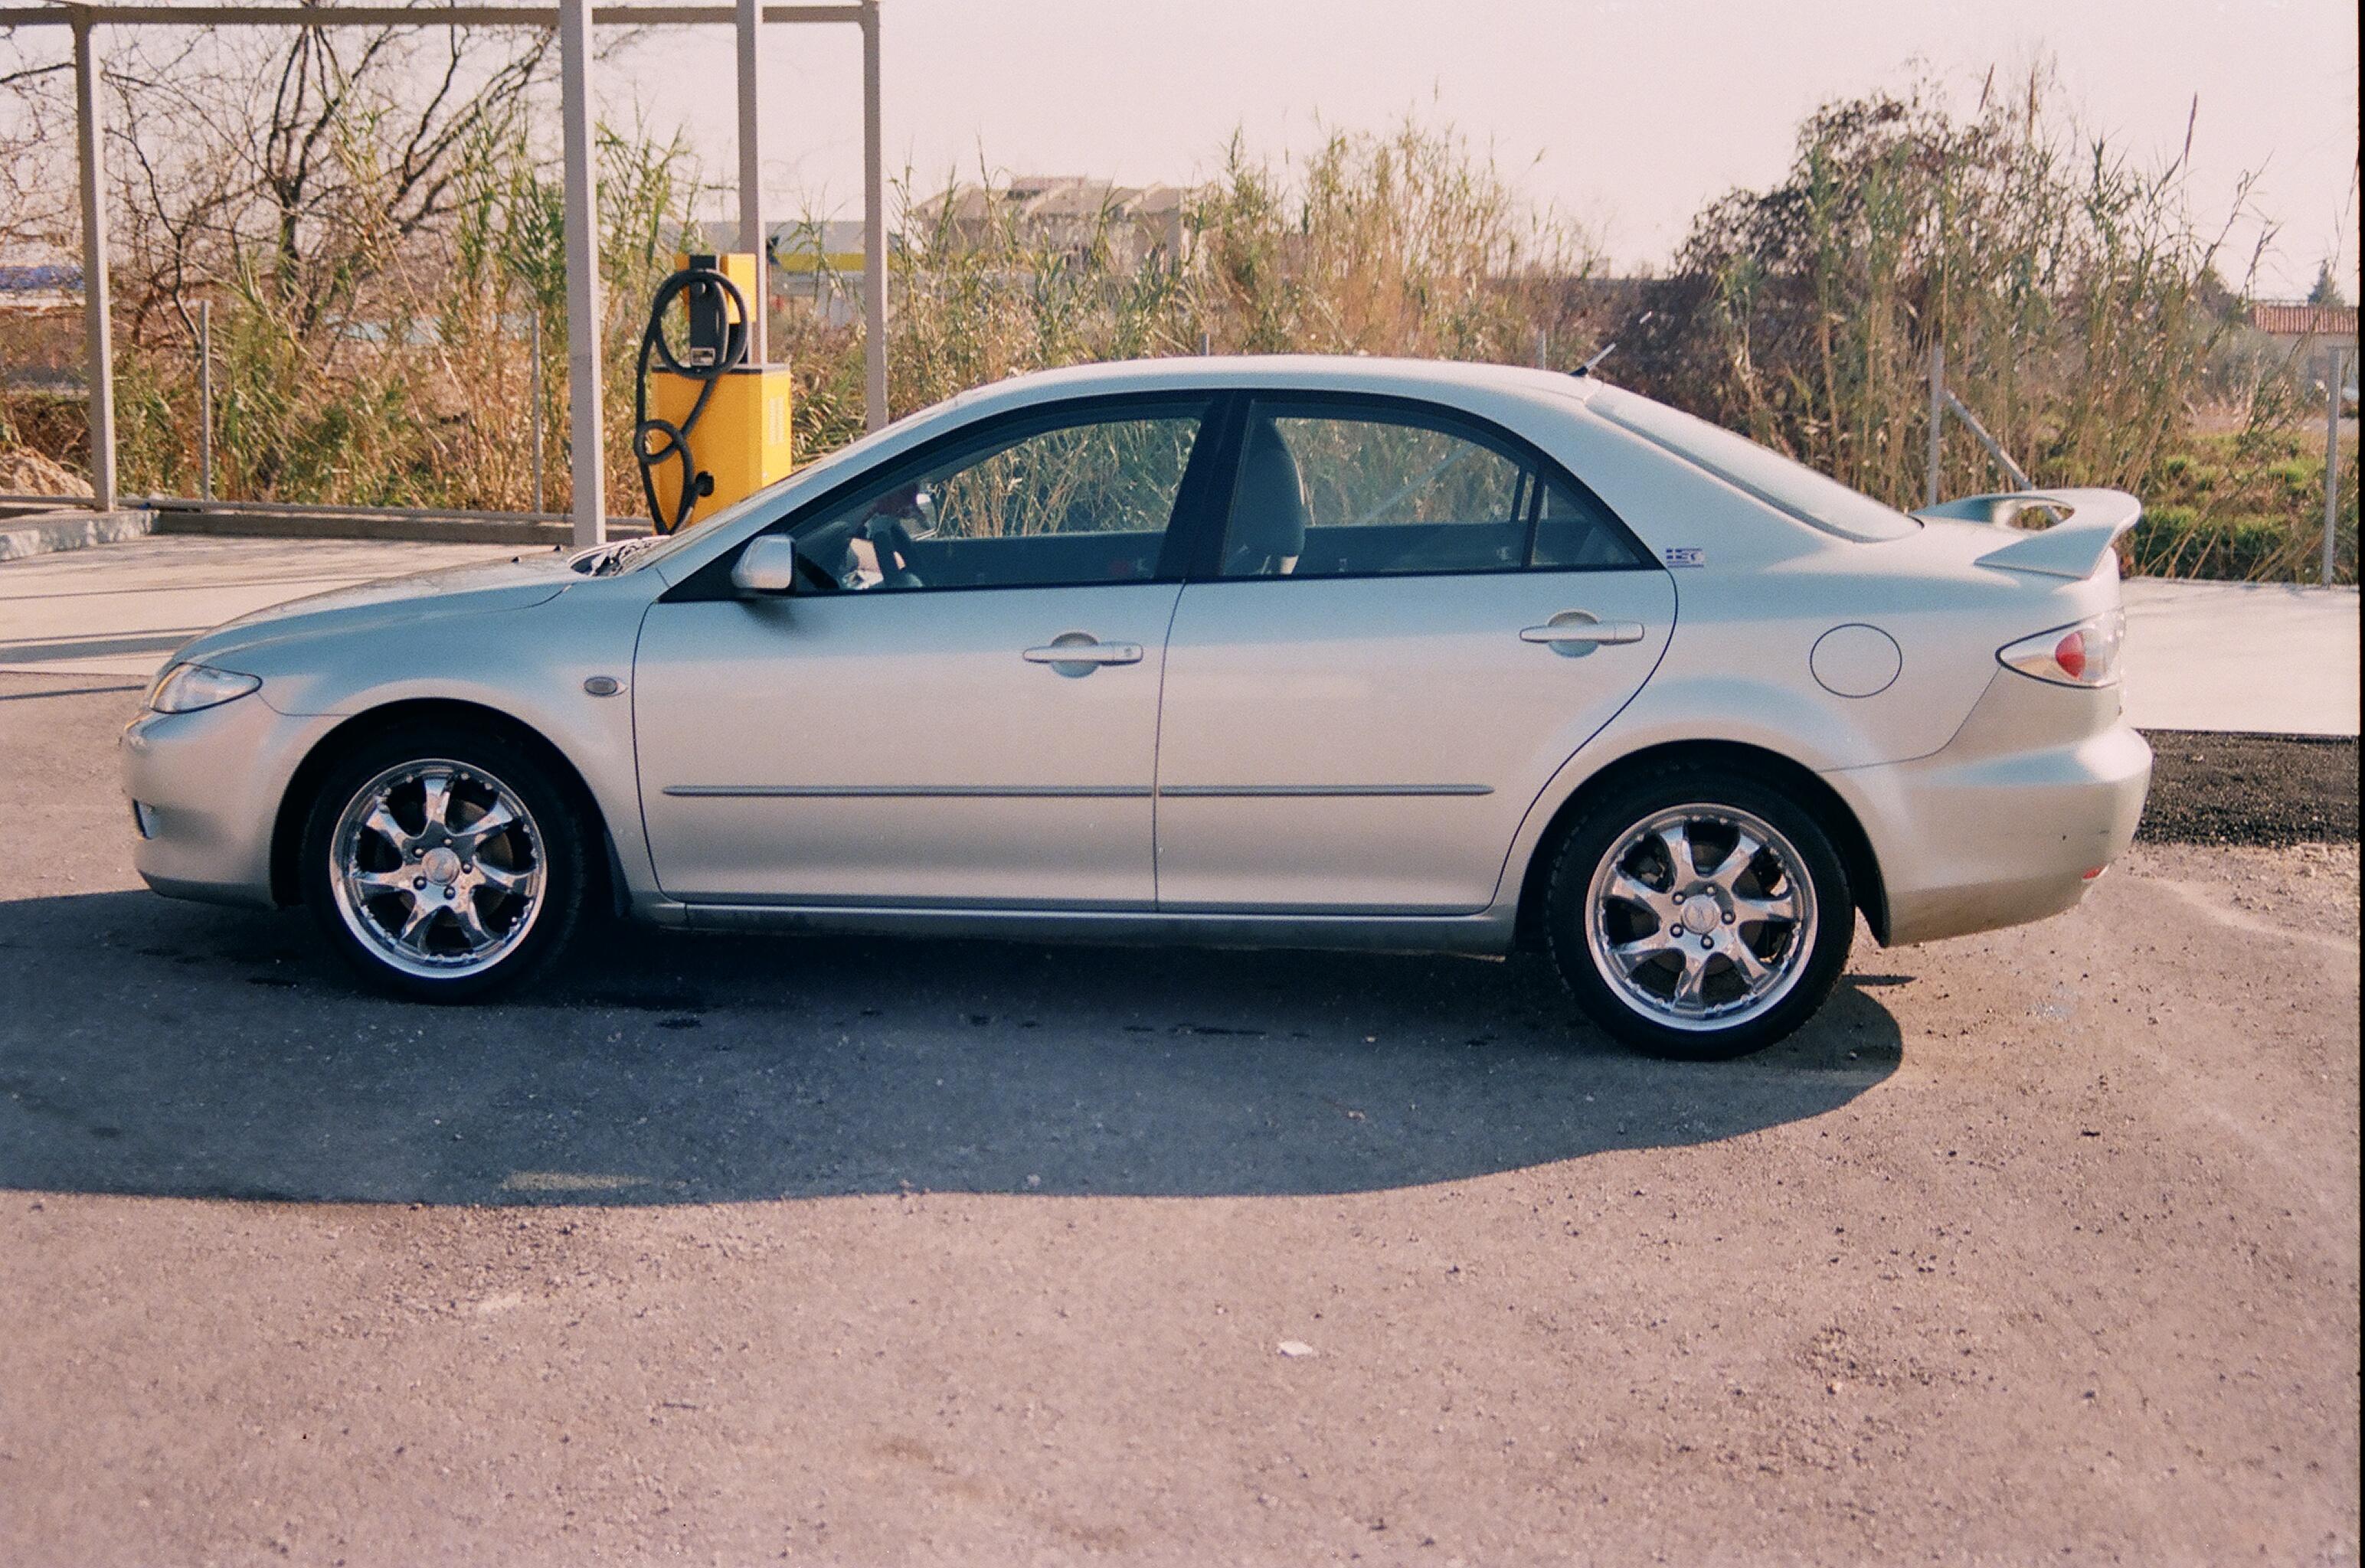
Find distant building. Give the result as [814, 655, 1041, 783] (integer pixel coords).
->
[684, 180, 1195, 328]
[2249, 301, 2358, 348]
[670, 218, 878, 326]
[0, 256, 87, 394]
[0, 261, 81, 315]
[911, 177, 1193, 268]
[2250, 302, 2359, 405]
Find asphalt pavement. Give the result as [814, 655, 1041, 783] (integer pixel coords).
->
[0, 666, 2357, 1564]
[0, 535, 528, 681]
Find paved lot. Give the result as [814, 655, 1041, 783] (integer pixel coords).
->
[2120, 579, 2360, 736]
[0, 535, 526, 681]
[0, 672, 2357, 1565]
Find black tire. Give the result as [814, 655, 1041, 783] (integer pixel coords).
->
[1544, 763, 1853, 1059]
[299, 722, 590, 1002]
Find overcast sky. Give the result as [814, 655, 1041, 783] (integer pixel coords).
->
[625, 0, 2360, 298]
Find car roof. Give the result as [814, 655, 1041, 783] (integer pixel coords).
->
[937, 354, 1603, 418]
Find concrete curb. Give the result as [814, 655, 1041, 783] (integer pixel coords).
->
[151, 511, 577, 547]
[0, 508, 155, 563]
[2, 504, 656, 554]
[148, 509, 654, 547]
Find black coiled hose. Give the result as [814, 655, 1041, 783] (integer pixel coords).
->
[632, 261, 750, 534]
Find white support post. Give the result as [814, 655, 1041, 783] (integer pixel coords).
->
[2327, 346, 2347, 588]
[558, 0, 604, 546]
[197, 299, 213, 498]
[74, 19, 117, 511]
[1926, 337, 1944, 508]
[860, 0, 886, 430]
[529, 310, 545, 514]
[734, 0, 767, 363]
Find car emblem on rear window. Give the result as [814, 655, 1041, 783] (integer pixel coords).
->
[1661, 546, 1706, 568]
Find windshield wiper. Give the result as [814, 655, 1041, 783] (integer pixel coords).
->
[572, 535, 666, 576]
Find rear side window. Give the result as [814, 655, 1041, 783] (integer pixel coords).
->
[1586, 384, 1920, 542]
[1218, 400, 1650, 579]
[1533, 474, 1645, 567]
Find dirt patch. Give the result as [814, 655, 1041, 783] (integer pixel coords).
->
[2138, 729, 2359, 846]
[0, 446, 91, 498]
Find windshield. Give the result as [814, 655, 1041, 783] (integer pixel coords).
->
[568, 402, 950, 576]
[1586, 385, 1919, 542]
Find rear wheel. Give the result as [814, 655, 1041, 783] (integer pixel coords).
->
[1546, 766, 1853, 1058]
[300, 725, 587, 1001]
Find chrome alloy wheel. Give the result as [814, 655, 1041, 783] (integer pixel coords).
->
[328, 759, 547, 980]
[1583, 803, 1819, 1034]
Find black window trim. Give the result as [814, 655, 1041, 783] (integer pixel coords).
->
[1192, 388, 1658, 583]
[659, 384, 1656, 603]
[660, 389, 1235, 603]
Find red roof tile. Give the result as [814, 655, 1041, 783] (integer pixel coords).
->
[2251, 302, 2359, 337]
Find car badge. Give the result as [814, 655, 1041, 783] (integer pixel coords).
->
[1660, 546, 1706, 568]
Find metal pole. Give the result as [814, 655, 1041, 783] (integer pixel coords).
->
[558, 0, 605, 546]
[2327, 345, 2347, 587]
[860, 0, 886, 430]
[1533, 327, 1547, 370]
[736, 0, 767, 364]
[1943, 388, 2035, 492]
[1926, 337, 1944, 508]
[196, 299, 213, 499]
[73, 20, 116, 511]
[529, 311, 545, 514]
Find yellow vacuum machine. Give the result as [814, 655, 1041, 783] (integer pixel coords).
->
[632, 252, 793, 533]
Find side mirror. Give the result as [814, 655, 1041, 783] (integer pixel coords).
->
[731, 534, 800, 596]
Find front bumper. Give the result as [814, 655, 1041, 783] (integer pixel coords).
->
[121, 694, 335, 909]
[1829, 671, 2152, 946]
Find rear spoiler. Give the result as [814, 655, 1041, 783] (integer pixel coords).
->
[1911, 488, 2141, 580]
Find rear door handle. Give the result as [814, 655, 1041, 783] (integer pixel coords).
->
[1520, 611, 1647, 653]
[1023, 634, 1144, 675]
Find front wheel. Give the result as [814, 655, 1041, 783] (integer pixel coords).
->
[300, 725, 588, 1001]
[1546, 766, 1853, 1059]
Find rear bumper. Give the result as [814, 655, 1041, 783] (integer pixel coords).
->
[120, 694, 332, 910]
[1828, 671, 2151, 946]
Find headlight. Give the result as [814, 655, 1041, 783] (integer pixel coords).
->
[146, 662, 263, 714]
[1997, 609, 2125, 688]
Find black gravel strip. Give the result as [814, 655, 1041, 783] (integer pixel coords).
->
[2138, 730, 2359, 846]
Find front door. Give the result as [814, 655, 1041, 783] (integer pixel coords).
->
[1153, 397, 1675, 913]
[634, 397, 1212, 908]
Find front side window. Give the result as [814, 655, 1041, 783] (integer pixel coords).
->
[793, 404, 1204, 592]
[1218, 401, 1647, 578]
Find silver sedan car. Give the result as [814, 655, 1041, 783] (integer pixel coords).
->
[121, 357, 2151, 1056]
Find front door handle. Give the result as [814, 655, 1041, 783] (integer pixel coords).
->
[1520, 610, 1647, 655]
[1023, 632, 1144, 677]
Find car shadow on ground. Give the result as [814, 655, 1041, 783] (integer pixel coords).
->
[2, 890, 1902, 1204]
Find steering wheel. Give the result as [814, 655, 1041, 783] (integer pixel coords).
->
[863, 516, 927, 589]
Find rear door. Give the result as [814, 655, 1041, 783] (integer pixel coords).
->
[634, 395, 1214, 908]
[1153, 394, 1675, 913]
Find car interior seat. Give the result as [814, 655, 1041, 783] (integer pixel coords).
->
[1225, 418, 1308, 576]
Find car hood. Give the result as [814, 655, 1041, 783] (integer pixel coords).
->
[167, 554, 579, 673]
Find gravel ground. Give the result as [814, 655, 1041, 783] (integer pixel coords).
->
[1, 675, 2357, 1566]
[2139, 730, 2360, 846]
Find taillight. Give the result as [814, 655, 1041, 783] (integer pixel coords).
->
[1999, 609, 2124, 688]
